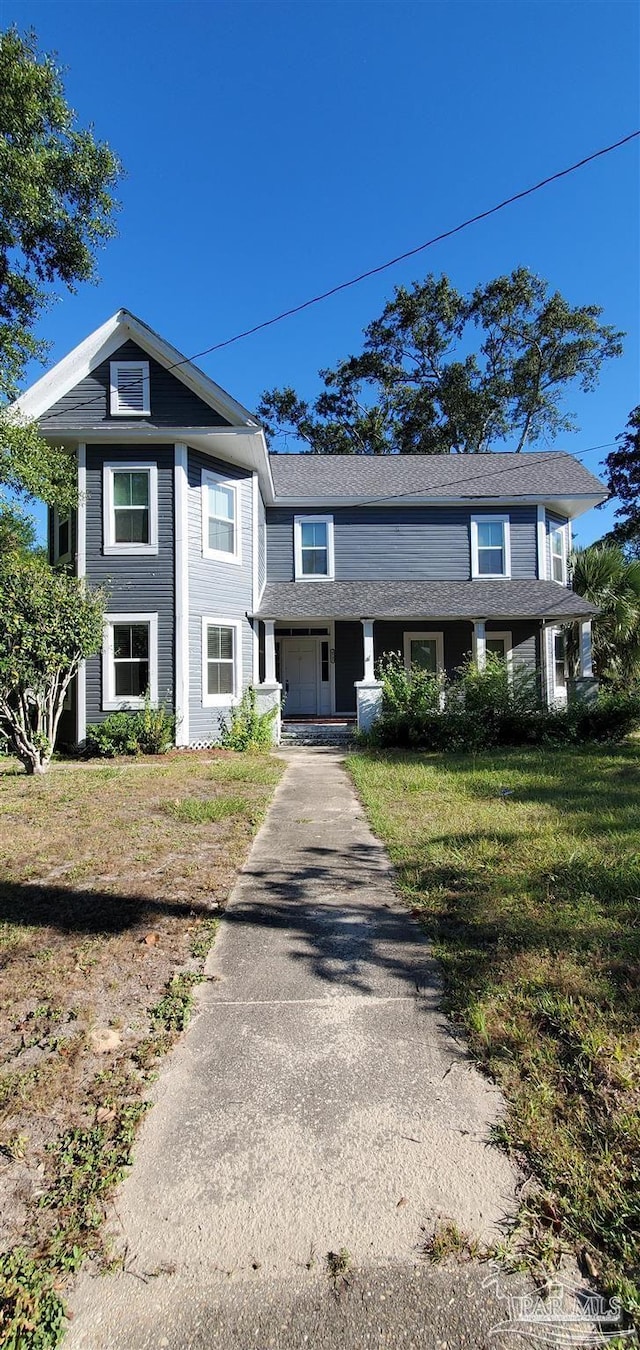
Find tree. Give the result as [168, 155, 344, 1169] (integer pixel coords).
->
[0, 26, 121, 524]
[0, 551, 104, 773]
[569, 543, 640, 684]
[602, 406, 640, 553]
[259, 269, 623, 455]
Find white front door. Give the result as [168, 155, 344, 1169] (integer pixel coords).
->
[283, 638, 318, 715]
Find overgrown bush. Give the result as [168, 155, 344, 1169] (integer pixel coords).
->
[369, 652, 640, 750]
[85, 699, 176, 757]
[220, 686, 278, 752]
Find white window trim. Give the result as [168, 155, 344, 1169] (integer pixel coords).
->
[294, 515, 335, 581]
[109, 360, 150, 417]
[551, 626, 568, 700]
[485, 629, 513, 674]
[403, 630, 445, 675]
[103, 462, 158, 556]
[52, 507, 72, 565]
[202, 616, 243, 707]
[103, 612, 158, 711]
[550, 521, 568, 585]
[470, 514, 511, 579]
[201, 468, 242, 565]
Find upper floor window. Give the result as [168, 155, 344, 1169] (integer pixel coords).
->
[52, 508, 71, 564]
[202, 469, 241, 563]
[102, 612, 158, 710]
[103, 463, 158, 555]
[550, 522, 567, 584]
[470, 515, 511, 578]
[110, 361, 150, 417]
[294, 515, 335, 580]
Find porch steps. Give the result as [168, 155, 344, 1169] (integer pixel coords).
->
[280, 719, 356, 747]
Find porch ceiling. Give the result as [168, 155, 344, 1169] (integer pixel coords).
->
[254, 580, 598, 622]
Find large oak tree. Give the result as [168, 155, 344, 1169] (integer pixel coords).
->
[259, 268, 623, 455]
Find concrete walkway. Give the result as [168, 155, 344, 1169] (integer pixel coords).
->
[67, 750, 522, 1349]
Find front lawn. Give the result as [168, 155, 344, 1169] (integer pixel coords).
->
[0, 751, 283, 1345]
[348, 744, 640, 1328]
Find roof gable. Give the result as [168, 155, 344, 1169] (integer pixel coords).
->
[12, 309, 260, 429]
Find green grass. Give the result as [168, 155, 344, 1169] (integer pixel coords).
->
[162, 794, 248, 823]
[348, 744, 640, 1328]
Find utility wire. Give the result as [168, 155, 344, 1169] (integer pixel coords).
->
[39, 129, 639, 425]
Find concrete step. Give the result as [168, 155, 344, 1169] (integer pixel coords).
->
[281, 721, 356, 747]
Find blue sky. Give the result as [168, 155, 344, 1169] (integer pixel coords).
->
[3, 0, 639, 546]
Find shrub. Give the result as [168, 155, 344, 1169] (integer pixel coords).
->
[220, 687, 278, 752]
[370, 653, 640, 751]
[85, 698, 176, 758]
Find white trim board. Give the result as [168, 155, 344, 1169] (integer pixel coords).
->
[174, 444, 190, 747]
[10, 308, 261, 427]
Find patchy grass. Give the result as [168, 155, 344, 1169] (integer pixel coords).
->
[422, 1219, 480, 1265]
[0, 750, 283, 1347]
[348, 744, 640, 1329]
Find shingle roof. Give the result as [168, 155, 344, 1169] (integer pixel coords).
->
[255, 580, 598, 621]
[268, 452, 606, 502]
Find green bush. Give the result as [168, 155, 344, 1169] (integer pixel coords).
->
[85, 698, 176, 758]
[370, 653, 640, 751]
[220, 686, 278, 752]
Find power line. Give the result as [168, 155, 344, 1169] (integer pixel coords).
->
[39, 128, 639, 425]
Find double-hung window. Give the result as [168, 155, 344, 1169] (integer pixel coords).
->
[202, 618, 241, 704]
[202, 470, 240, 563]
[52, 508, 71, 564]
[103, 463, 158, 555]
[471, 515, 511, 578]
[550, 523, 567, 584]
[103, 613, 158, 710]
[294, 516, 335, 580]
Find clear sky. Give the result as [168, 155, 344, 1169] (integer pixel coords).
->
[3, 0, 639, 546]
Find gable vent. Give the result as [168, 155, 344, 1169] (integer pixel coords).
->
[110, 361, 151, 417]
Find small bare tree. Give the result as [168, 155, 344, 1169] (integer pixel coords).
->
[0, 553, 104, 774]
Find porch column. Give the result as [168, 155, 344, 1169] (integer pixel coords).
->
[256, 618, 282, 745]
[361, 618, 375, 680]
[355, 617, 382, 734]
[472, 619, 487, 671]
[264, 619, 276, 683]
[580, 619, 593, 678]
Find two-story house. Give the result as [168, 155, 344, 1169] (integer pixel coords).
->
[13, 309, 604, 746]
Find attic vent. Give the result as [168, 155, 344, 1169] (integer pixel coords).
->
[110, 361, 150, 417]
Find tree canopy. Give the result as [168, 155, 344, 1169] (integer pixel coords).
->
[0, 26, 122, 519]
[0, 549, 104, 773]
[259, 268, 623, 456]
[570, 542, 640, 684]
[603, 406, 640, 554]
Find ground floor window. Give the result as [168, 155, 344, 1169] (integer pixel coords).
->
[103, 613, 158, 710]
[554, 631, 567, 691]
[202, 617, 241, 705]
[486, 630, 512, 663]
[403, 631, 444, 675]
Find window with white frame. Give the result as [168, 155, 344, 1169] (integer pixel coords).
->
[486, 631, 513, 669]
[109, 361, 150, 417]
[471, 515, 511, 578]
[52, 508, 71, 563]
[294, 516, 334, 579]
[403, 631, 444, 675]
[553, 630, 567, 691]
[103, 463, 158, 554]
[550, 522, 567, 584]
[202, 470, 240, 562]
[103, 613, 158, 710]
[202, 618, 241, 704]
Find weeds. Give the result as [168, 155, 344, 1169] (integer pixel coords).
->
[162, 795, 248, 824]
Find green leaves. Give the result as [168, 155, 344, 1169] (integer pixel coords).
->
[604, 406, 640, 552]
[571, 542, 640, 683]
[259, 267, 624, 455]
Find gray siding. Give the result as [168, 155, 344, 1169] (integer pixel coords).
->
[334, 619, 539, 714]
[187, 450, 254, 744]
[258, 490, 267, 596]
[41, 340, 231, 430]
[84, 444, 175, 725]
[266, 505, 537, 583]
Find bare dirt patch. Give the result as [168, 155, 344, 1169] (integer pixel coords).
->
[0, 750, 283, 1340]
